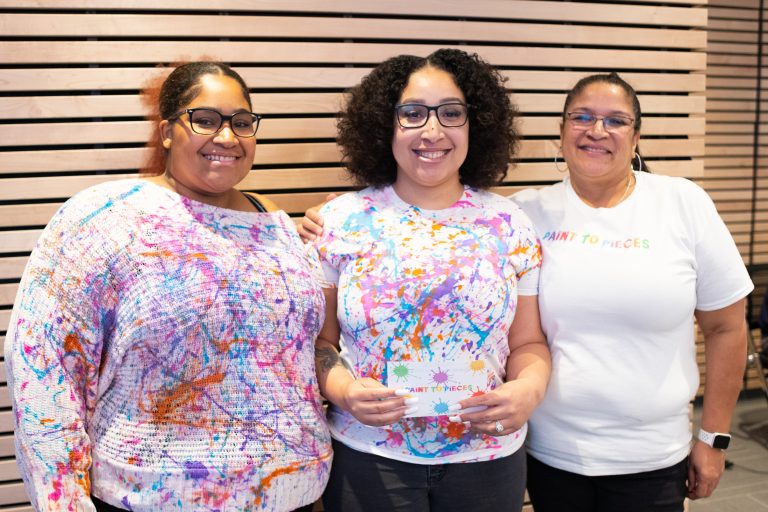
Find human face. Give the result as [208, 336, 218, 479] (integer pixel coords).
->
[392, 66, 469, 206]
[159, 74, 256, 204]
[560, 82, 640, 185]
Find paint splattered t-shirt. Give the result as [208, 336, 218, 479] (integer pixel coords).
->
[314, 186, 541, 464]
[5, 179, 332, 511]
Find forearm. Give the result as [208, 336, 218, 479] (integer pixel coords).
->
[696, 301, 748, 433]
[505, 341, 551, 403]
[700, 325, 746, 432]
[314, 339, 354, 410]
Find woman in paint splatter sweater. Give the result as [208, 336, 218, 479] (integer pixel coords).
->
[5, 62, 330, 512]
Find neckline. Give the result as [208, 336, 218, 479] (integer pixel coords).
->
[566, 171, 639, 210]
[387, 184, 471, 213]
[138, 178, 273, 215]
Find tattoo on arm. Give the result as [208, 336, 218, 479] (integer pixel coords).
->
[315, 345, 343, 374]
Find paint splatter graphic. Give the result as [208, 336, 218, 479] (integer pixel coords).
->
[316, 185, 540, 462]
[7, 180, 332, 510]
[391, 363, 411, 382]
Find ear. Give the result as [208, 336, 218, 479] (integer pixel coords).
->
[631, 130, 641, 154]
[159, 119, 173, 149]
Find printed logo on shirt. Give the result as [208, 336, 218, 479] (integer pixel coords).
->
[541, 230, 650, 249]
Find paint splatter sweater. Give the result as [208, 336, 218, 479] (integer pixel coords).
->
[314, 186, 541, 464]
[5, 179, 332, 511]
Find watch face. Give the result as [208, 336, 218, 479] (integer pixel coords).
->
[713, 435, 731, 450]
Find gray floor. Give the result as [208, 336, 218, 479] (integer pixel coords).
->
[690, 391, 768, 512]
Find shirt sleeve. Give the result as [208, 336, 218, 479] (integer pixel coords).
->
[683, 180, 754, 311]
[4, 193, 116, 511]
[507, 203, 542, 297]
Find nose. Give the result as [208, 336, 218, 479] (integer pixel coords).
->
[214, 123, 239, 146]
[586, 118, 609, 138]
[420, 111, 443, 140]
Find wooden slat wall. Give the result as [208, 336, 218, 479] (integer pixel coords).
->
[0, 1, 708, 509]
[706, 1, 768, 395]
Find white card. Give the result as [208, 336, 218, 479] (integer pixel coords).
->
[386, 359, 489, 417]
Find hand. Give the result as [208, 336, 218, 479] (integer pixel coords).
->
[450, 379, 540, 436]
[341, 377, 417, 427]
[687, 441, 727, 499]
[298, 193, 337, 242]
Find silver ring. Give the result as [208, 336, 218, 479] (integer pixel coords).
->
[494, 420, 504, 433]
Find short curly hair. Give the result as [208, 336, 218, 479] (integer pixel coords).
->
[337, 48, 519, 189]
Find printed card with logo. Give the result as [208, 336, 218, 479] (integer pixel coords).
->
[386, 359, 489, 417]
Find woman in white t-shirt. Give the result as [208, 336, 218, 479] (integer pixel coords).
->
[303, 72, 753, 512]
[511, 72, 753, 512]
[309, 49, 552, 511]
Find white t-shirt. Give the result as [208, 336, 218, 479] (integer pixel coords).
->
[512, 171, 753, 476]
[315, 185, 541, 464]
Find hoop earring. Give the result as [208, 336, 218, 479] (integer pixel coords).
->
[633, 153, 644, 173]
[555, 148, 568, 173]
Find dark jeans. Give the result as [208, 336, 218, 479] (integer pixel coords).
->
[526, 453, 688, 512]
[323, 438, 527, 512]
[92, 495, 314, 512]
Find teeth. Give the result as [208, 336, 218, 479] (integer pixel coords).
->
[416, 150, 448, 159]
[205, 154, 237, 161]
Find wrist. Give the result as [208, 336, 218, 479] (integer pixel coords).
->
[697, 428, 731, 450]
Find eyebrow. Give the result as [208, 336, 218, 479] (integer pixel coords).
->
[570, 108, 632, 117]
[191, 106, 252, 113]
[398, 97, 465, 104]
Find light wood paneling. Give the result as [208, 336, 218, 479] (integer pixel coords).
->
[0, 2, 711, 508]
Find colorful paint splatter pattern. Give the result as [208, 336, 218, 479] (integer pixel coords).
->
[314, 186, 541, 464]
[5, 180, 331, 511]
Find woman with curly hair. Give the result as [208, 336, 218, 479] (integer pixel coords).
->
[310, 48, 551, 511]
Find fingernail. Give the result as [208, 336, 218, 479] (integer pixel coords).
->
[404, 406, 419, 415]
[394, 389, 410, 397]
[448, 403, 462, 412]
[448, 415, 462, 422]
[404, 397, 419, 405]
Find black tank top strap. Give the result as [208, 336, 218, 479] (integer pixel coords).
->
[243, 192, 268, 212]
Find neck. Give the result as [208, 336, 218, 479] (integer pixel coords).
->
[145, 173, 243, 210]
[570, 171, 635, 208]
[392, 179, 465, 210]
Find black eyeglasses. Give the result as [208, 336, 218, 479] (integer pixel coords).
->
[565, 112, 635, 132]
[168, 108, 262, 137]
[395, 102, 469, 129]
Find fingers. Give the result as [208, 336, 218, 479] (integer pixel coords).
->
[344, 380, 418, 427]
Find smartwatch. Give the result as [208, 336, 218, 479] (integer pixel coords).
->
[697, 429, 731, 450]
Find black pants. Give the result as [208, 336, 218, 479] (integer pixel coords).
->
[526, 454, 688, 512]
[323, 438, 527, 512]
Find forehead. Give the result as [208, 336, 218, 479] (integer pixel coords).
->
[186, 74, 250, 109]
[569, 82, 632, 113]
[400, 66, 464, 101]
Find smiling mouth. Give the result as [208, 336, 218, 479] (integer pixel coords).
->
[579, 146, 611, 154]
[204, 154, 238, 162]
[414, 149, 450, 159]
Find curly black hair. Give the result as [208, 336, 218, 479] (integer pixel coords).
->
[336, 48, 518, 189]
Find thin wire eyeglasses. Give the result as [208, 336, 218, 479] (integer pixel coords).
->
[395, 102, 469, 129]
[167, 108, 262, 137]
[565, 111, 635, 131]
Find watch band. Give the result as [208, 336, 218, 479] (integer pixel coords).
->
[697, 428, 731, 450]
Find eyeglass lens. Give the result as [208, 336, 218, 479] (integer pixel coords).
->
[189, 109, 259, 137]
[567, 112, 633, 131]
[396, 103, 468, 128]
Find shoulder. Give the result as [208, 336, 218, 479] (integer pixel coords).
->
[244, 192, 280, 212]
[638, 173, 712, 206]
[54, 179, 151, 222]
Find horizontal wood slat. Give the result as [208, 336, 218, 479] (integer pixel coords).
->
[0, 1, 709, 26]
[0, 42, 708, 70]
